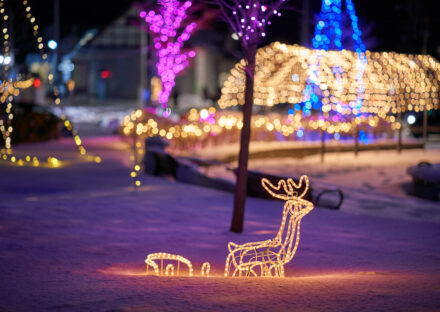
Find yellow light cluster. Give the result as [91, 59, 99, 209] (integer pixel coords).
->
[129, 110, 143, 187]
[0, 150, 40, 167]
[0, 148, 101, 168]
[13, 78, 35, 89]
[0, 78, 34, 103]
[145, 253, 194, 277]
[151, 76, 162, 102]
[61, 115, 87, 155]
[132, 163, 141, 187]
[47, 156, 60, 167]
[0, 79, 35, 150]
[122, 106, 392, 153]
[219, 42, 440, 115]
[224, 176, 314, 277]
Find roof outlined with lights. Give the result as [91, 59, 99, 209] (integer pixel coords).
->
[219, 42, 440, 117]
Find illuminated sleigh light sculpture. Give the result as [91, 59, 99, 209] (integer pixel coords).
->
[146, 253, 194, 277]
[224, 176, 314, 277]
[145, 252, 211, 277]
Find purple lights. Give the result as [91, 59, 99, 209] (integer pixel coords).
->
[142, 0, 197, 110]
[226, 0, 285, 45]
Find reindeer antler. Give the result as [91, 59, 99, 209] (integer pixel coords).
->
[261, 176, 310, 200]
[261, 178, 290, 200]
[287, 175, 309, 199]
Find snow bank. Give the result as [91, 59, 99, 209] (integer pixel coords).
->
[0, 138, 439, 311]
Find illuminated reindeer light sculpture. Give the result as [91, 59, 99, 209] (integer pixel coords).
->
[224, 176, 314, 277]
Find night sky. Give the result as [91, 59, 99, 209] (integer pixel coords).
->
[10, 0, 440, 62]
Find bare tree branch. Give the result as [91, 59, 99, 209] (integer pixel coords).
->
[206, 0, 290, 233]
[206, 0, 289, 63]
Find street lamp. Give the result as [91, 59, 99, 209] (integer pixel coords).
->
[48, 40, 58, 50]
[0, 55, 11, 65]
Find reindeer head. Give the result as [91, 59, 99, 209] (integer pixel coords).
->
[261, 176, 313, 217]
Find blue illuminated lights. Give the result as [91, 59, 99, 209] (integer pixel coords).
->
[359, 130, 370, 145]
[301, 0, 367, 118]
[312, 0, 342, 51]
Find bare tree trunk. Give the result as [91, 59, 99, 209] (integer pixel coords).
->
[230, 45, 256, 233]
[354, 125, 359, 156]
[423, 107, 428, 148]
[397, 110, 402, 153]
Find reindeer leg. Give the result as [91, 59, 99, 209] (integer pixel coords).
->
[249, 264, 258, 277]
[275, 263, 285, 277]
[232, 267, 240, 277]
[224, 252, 233, 277]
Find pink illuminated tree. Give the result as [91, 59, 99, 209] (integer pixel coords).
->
[209, 0, 288, 233]
[141, 0, 197, 112]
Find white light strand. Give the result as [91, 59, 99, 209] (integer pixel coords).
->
[0, 0, 97, 167]
[224, 176, 313, 277]
[145, 252, 194, 277]
[201, 262, 211, 277]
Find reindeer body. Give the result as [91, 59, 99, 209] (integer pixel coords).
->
[224, 176, 314, 277]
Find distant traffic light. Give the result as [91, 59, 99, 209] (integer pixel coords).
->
[33, 78, 41, 88]
[100, 70, 112, 79]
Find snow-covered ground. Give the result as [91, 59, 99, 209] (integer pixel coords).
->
[0, 137, 439, 311]
[206, 148, 440, 222]
[52, 100, 139, 137]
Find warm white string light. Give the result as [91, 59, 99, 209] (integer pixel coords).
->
[0, 0, 98, 167]
[145, 252, 194, 277]
[224, 176, 314, 277]
[130, 109, 144, 187]
[0, 0, 12, 151]
[20, 0, 87, 155]
[122, 39, 440, 149]
[201, 262, 211, 277]
[219, 42, 440, 118]
[143, 177, 313, 279]
[22, 0, 47, 60]
[121, 105, 394, 154]
[165, 263, 175, 276]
